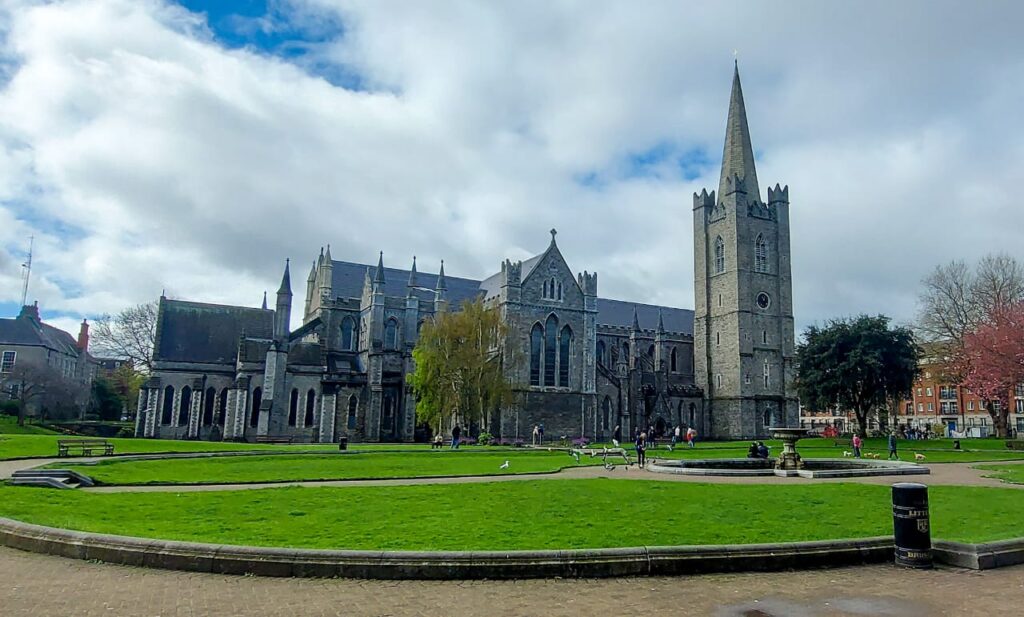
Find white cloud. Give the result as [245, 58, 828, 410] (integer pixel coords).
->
[1, 0, 1022, 335]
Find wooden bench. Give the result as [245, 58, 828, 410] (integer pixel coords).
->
[57, 439, 114, 457]
[255, 436, 294, 445]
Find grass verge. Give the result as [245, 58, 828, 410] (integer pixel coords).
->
[0, 481, 1021, 550]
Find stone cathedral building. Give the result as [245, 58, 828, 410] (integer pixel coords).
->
[135, 65, 797, 443]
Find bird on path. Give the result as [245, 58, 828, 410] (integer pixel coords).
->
[572, 451, 580, 463]
[499, 460, 510, 469]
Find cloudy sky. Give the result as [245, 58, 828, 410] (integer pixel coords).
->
[1, 0, 1022, 338]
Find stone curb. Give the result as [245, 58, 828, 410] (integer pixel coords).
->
[4, 516, 1022, 578]
[0, 516, 896, 579]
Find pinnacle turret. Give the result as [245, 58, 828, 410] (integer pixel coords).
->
[408, 256, 418, 287]
[719, 61, 760, 201]
[436, 260, 448, 291]
[632, 305, 640, 331]
[261, 291, 267, 310]
[277, 259, 292, 296]
[374, 252, 386, 287]
[657, 308, 665, 334]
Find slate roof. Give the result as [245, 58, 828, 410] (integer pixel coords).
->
[155, 299, 274, 364]
[330, 259, 695, 335]
[0, 309, 82, 356]
[330, 260, 484, 307]
[596, 298, 694, 334]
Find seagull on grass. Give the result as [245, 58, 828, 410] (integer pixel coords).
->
[571, 451, 580, 463]
[499, 460, 510, 469]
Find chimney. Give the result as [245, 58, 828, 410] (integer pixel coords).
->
[78, 319, 90, 351]
[18, 302, 40, 323]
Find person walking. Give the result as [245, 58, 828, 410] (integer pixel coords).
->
[451, 424, 462, 450]
[612, 424, 622, 448]
[671, 424, 681, 451]
[852, 433, 862, 458]
[538, 424, 545, 444]
[686, 427, 697, 448]
[635, 431, 647, 468]
[888, 432, 898, 460]
[532, 425, 540, 446]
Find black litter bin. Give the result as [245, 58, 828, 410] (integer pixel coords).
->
[892, 482, 932, 568]
[339, 436, 348, 451]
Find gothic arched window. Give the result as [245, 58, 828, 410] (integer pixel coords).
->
[763, 359, 771, 388]
[250, 387, 262, 428]
[384, 318, 399, 350]
[341, 316, 356, 351]
[530, 323, 543, 386]
[347, 395, 358, 429]
[178, 386, 192, 426]
[558, 325, 572, 387]
[304, 389, 316, 427]
[755, 234, 769, 273]
[544, 314, 558, 386]
[763, 407, 771, 428]
[543, 280, 549, 298]
[217, 388, 228, 425]
[557, 281, 562, 301]
[670, 347, 678, 373]
[288, 388, 299, 426]
[203, 387, 216, 426]
[714, 236, 725, 274]
[623, 341, 630, 362]
[161, 385, 174, 425]
[596, 340, 606, 366]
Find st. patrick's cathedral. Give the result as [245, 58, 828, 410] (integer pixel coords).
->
[135, 65, 799, 443]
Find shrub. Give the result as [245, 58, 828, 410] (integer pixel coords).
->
[0, 401, 18, 416]
[477, 432, 494, 446]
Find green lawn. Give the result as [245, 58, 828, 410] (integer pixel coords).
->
[976, 463, 1024, 484]
[0, 417, 59, 435]
[0, 480, 1020, 550]
[57, 450, 594, 485]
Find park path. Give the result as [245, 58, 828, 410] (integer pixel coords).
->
[3, 454, 1023, 492]
[1, 545, 1022, 617]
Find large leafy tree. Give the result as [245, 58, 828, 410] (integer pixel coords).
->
[954, 302, 1024, 437]
[797, 315, 921, 438]
[410, 299, 518, 432]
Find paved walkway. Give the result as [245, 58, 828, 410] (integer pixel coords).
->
[3, 455, 1024, 492]
[1, 546, 1021, 616]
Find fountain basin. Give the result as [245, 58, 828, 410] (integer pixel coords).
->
[646, 457, 929, 479]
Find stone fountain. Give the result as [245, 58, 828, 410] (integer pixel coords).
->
[769, 427, 809, 471]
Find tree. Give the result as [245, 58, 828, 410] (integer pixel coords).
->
[954, 302, 1024, 437]
[2, 362, 84, 425]
[409, 299, 518, 432]
[91, 302, 159, 373]
[90, 376, 124, 421]
[917, 253, 1024, 349]
[797, 315, 921, 438]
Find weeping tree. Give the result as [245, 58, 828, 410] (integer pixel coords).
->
[797, 315, 921, 438]
[410, 299, 518, 433]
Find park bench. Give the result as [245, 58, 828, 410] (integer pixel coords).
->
[573, 446, 632, 469]
[255, 436, 294, 445]
[56, 439, 114, 457]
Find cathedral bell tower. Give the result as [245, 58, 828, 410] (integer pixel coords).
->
[693, 63, 798, 439]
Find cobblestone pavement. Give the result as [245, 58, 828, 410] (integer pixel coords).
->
[2, 546, 1022, 616]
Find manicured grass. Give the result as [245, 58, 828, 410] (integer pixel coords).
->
[0, 417, 59, 435]
[976, 463, 1024, 484]
[58, 451, 594, 485]
[0, 481, 1020, 550]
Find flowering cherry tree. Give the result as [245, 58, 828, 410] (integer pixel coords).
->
[956, 302, 1024, 437]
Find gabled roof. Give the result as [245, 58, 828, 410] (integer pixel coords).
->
[0, 308, 82, 356]
[596, 299, 693, 334]
[155, 299, 274, 364]
[329, 260, 484, 307]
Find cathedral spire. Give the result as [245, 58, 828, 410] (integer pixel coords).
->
[719, 61, 760, 201]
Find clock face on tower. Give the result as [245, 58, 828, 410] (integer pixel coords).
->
[756, 292, 771, 310]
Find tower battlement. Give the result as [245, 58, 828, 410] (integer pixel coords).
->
[577, 270, 597, 296]
[692, 188, 717, 211]
[767, 183, 789, 204]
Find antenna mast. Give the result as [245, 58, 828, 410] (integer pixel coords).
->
[20, 235, 33, 307]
